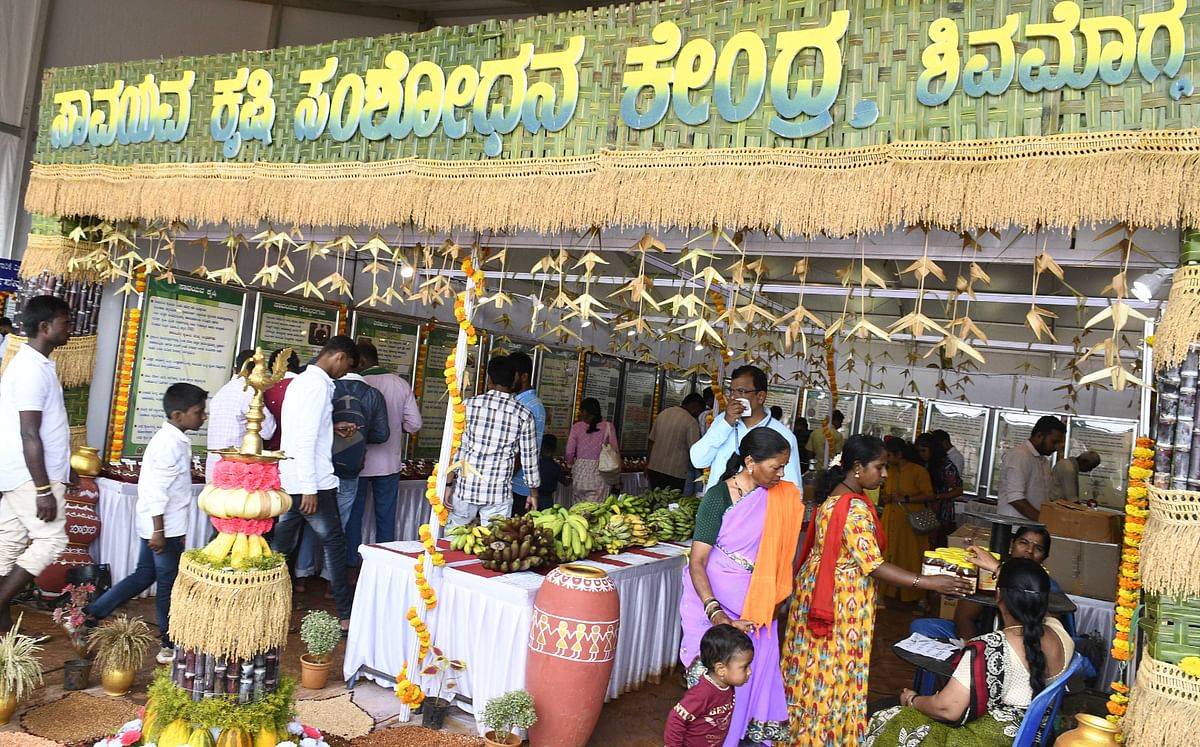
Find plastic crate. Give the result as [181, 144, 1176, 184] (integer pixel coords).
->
[1142, 594, 1200, 664]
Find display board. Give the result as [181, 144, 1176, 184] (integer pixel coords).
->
[254, 294, 340, 365]
[802, 390, 860, 434]
[413, 328, 460, 459]
[1067, 416, 1137, 510]
[582, 353, 623, 423]
[987, 409, 1058, 498]
[352, 313, 418, 381]
[858, 395, 921, 442]
[764, 384, 801, 427]
[537, 348, 580, 457]
[924, 401, 990, 495]
[659, 374, 691, 412]
[619, 362, 658, 455]
[124, 276, 244, 457]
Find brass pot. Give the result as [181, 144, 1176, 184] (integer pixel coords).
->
[70, 446, 103, 477]
[100, 666, 135, 696]
[0, 693, 15, 725]
[1056, 714, 1121, 746]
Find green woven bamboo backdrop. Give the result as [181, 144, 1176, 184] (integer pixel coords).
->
[33, 0, 1200, 165]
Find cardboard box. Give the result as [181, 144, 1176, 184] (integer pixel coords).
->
[1042, 535, 1120, 602]
[946, 524, 991, 550]
[939, 596, 958, 619]
[1038, 501, 1122, 544]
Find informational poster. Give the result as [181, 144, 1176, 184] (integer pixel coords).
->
[124, 277, 244, 457]
[254, 294, 340, 365]
[619, 362, 658, 455]
[488, 337, 534, 358]
[1067, 416, 1137, 510]
[537, 348, 580, 456]
[925, 401, 990, 495]
[414, 328, 459, 459]
[659, 374, 691, 412]
[583, 353, 622, 423]
[764, 384, 801, 427]
[988, 409, 1058, 498]
[802, 390, 860, 434]
[352, 313, 418, 381]
[859, 395, 921, 442]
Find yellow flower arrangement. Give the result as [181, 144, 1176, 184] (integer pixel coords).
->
[395, 661, 426, 706]
[1180, 656, 1200, 678]
[413, 560, 437, 610]
[1107, 439, 1153, 725]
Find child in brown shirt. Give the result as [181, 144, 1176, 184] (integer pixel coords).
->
[664, 624, 754, 747]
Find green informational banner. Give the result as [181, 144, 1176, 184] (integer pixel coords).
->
[124, 276, 245, 457]
[353, 312, 418, 381]
[537, 347, 579, 457]
[254, 294, 340, 365]
[583, 353, 623, 424]
[414, 328, 460, 459]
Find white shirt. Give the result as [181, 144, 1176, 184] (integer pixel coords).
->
[689, 412, 802, 493]
[279, 364, 337, 495]
[205, 374, 277, 481]
[1049, 457, 1080, 502]
[946, 446, 965, 477]
[997, 440, 1051, 519]
[137, 421, 193, 540]
[0, 343, 70, 491]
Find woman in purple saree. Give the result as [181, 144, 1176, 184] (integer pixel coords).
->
[679, 429, 802, 746]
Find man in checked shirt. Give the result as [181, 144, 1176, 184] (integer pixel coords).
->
[446, 356, 539, 528]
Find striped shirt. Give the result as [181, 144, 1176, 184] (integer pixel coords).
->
[458, 390, 540, 505]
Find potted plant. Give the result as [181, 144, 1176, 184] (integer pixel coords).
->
[52, 582, 95, 690]
[418, 647, 465, 730]
[480, 689, 536, 746]
[0, 616, 43, 724]
[87, 614, 156, 696]
[299, 610, 341, 689]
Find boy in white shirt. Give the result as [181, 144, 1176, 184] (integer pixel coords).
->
[86, 383, 207, 664]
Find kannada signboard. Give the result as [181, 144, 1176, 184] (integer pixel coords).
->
[619, 362, 658, 455]
[764, 384, 800, 428]
[352, 313, 418, 380]
[659, 373, 691, 412]
[802, 390, 859, 434]
[1067, 416, 1137, 510]
[859, 395, 921, 442]
[124, 276, 244, 457]
[538, 348, 580, 457]
[583, 353, 623, 424]
[413, 327, 462, 459]
[254, 294, 340, 365]
[925, 401, 990, 495]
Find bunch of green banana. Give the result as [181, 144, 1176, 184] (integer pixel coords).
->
[447, 523, 492, 555]
[639, 487, 684, 512]
[600, 514, 634, 553]
[625, 514, 657, 547]
[616, 493, 652, 518]
[557, 510, 595, 561]
[567, 501, 604, 517]
[476, 515, 554, 572]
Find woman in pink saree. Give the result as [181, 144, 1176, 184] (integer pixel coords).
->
[678, 429, 803, 746]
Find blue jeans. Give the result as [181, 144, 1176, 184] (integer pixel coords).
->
[350, 473, 400, 566]
[271, 488, 353, 619]
[86, 536, 184, 647]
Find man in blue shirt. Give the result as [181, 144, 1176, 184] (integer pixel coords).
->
[689, 365, 802, 493]
[509, 352, 545, 516]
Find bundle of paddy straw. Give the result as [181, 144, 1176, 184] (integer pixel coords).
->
[168, 555, 291, 662]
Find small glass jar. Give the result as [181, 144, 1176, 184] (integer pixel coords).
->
[920, 551, 942, 577]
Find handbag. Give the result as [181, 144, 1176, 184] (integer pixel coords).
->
[598, 422, 622, 481]
[907, 506, 940, 535]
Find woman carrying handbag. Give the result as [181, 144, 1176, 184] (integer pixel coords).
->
[566, 398, 622, 504]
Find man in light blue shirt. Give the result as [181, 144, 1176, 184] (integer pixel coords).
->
[509, 352, 545, 515]
[690, 365, 802, 493]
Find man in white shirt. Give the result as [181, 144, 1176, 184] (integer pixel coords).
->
[997, 416, 1067, 520]
[206, 350, 277, 482]
[1049, 450, 1102, 502]
[934, 429, 965, 477]
[0, 316, 13, 366]
[0, 296, 73, 631]
[271, 336, 357, 628]
[85, 383, 207, 664]
[690, 365, 802, 493]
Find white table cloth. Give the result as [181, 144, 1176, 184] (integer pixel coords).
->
[94, 477, 207, 596]
[620, 472, 648, 495]
[1067, 594, 1120, 685]
[344, 540, 687, 726]
[358, 479, 429, 545]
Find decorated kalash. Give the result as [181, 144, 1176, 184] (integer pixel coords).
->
[95, 349, 333, 747]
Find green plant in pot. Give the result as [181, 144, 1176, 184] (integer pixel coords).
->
[481, 689, 537, 746]
[299, 610, 341, 689]
[87, 614, 156, 696]
[0, 616, 44, 724]
[418, 647, 465, 731]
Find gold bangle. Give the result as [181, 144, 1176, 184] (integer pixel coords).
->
[33, 484, 50, 491]
[911, 576, 922, 588]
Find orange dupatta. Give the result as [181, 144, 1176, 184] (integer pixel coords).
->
[741, 481, 804, 629]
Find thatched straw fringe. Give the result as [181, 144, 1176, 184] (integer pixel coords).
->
[0, 335, 97, 389]
[1139, 487, 1200, 596]
[25, 129, 1200, 238]
[169, 555, 291, 661]
[69, 425, 88, 455]
[1153, 265, 1200, 371]
[1124, 656, 1200, 747]
[19, 235, 104, 282]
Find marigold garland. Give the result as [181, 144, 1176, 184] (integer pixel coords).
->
[418, 524, 445, 566]
[394, 660, 425, 706]
[413, 560, 437, 610]
[108, 306, 142, 461]
[406, 606, 431, 661]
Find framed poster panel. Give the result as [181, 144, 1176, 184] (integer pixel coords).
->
[351, 312, 419, 382]
[802, 390, 860, 433]
[253, 293, 341, 365]
[659, 373, 691, 412]
[619, 361, 658, 455]
[1066, 416, 1137, 510]
[924, 400, 990, 495]
[123, 276, 245, 457]
[536, 347, 580, 456]
[413, 327, 461, 459]
[763, 384, 801, 427]
[582, 352, 623, 423]
[987, 409, 1058, 499]
[858, 395, 921, 442]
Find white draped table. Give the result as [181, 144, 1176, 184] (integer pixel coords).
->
[1067, 594, 1120, 685]
[344, 539, 688, 724]
[94, 477, 208, 596]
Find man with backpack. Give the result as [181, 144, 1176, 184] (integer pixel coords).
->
[330, 359, 390, 564]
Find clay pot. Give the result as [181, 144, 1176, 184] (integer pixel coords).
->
[299, 654, 331, 689]
[1055, 714, 1121, 746]
[36, 477, 101, 594]
[0, 693, 14, 725]
[525, 564, 619, 747]
[483, 731, 521, 746]
[70, 446, 103, 477]
[420, 697, 451, 730]
[101, 666, 135, 696]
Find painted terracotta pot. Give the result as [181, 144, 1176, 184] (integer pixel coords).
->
[36, 476, 101, 594]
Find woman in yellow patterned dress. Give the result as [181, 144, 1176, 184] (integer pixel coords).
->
[782, 436, 972, 746]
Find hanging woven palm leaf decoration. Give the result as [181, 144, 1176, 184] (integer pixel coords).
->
[1026, 233, 1062, 342]
[288, 240, 330, 300]
[779, 257, 826, 354]
[249, 227, 297, 288]
[206, 230, 247, 287]
[1077, 225, 1148, 391]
